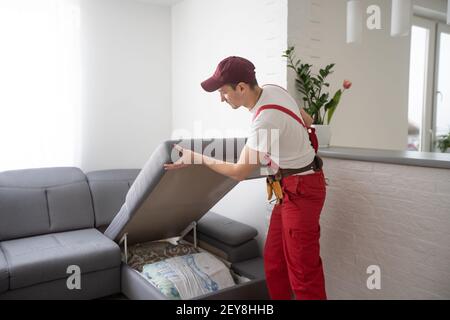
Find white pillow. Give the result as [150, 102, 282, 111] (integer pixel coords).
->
[142, 252, 236, 299]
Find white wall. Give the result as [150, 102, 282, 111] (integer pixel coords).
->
[79, 0, 172, 172]
[171, 0, 288, 139]
[172, 0, 288, 252]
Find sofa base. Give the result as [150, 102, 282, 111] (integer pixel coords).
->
[0, 267, 120, 300]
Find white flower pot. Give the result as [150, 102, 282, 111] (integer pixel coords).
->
[312, 125, 331, 148]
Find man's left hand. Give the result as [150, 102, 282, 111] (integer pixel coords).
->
[163, 144, 196, 171]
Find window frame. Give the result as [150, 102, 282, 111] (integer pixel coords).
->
[409, 16, 436, 152]
[432, 23, 450, 151]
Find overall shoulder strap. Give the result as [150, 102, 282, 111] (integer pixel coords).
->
[254, 104, 319, 155]
[252, 104, 307, 129]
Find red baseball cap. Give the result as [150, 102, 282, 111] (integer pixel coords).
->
[201, 56, 257, 92]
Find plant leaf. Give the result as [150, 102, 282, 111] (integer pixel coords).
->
[325, 89, 342, 125]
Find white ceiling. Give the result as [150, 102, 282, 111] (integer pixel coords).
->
[134, 0, 184, 6]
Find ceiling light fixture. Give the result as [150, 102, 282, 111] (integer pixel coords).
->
[391, 0, 413, 37]
[347, 0, 363, 44]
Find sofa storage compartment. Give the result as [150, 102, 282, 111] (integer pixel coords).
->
[122, 262, 268, 300]
[124, 239, 237, 299]
[120, 238, 268, 300]
[104, 139, 269, 300]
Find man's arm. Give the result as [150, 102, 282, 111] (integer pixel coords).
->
[201, 145, 262, 181]
[300, 108, 313, 127]
[164, 144, 262, 182]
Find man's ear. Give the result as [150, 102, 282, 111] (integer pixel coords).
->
[237, 82, 247, 93]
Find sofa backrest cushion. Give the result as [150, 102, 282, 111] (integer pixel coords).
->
[0, 167, 94, 241]
[86, 169, 140, 229]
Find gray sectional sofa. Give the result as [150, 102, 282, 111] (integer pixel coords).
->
[0, 139, 268, 300]
[0, 167, 122, 299]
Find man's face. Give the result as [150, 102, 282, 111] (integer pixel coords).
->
[218, 84, 244, 109]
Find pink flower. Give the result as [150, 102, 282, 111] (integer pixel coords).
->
[343, 80, 352, 90]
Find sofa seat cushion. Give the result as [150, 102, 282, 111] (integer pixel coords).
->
[0, 249, 8, 293]
[198, 212, 258, 246]
[0, 229, 121, 290]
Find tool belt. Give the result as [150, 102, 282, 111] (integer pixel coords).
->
[266, 156, 323, 205]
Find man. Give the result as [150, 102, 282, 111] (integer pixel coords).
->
[164, 56, 327, 300]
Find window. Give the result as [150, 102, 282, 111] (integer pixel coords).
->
[434, 25, 450, 143]
[0, 0, 81, 172]
[407, 24, 430, 151]
[408, 16, 450, 152]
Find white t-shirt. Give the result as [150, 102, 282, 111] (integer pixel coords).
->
[246, 84, 316, 171]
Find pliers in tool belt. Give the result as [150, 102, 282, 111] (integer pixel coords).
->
[266, 172, 283, 205]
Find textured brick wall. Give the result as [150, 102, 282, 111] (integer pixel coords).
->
[321, 158, 450, 299]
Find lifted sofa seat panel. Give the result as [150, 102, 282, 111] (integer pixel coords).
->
[104, 138, 246, 245]
[0, 229, 121, 290]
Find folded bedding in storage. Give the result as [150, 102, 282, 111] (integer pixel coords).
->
[126, 240, 245, 299]
[141, 251, 235, 300]
[128, 241, 200, 272]
[105, 138, 266, 300]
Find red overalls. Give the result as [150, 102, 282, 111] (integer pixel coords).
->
[254, 105, 327, 300]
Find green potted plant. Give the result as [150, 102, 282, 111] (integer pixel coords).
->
[283, 46, 351, 147]
[436, 131, 450, 153]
